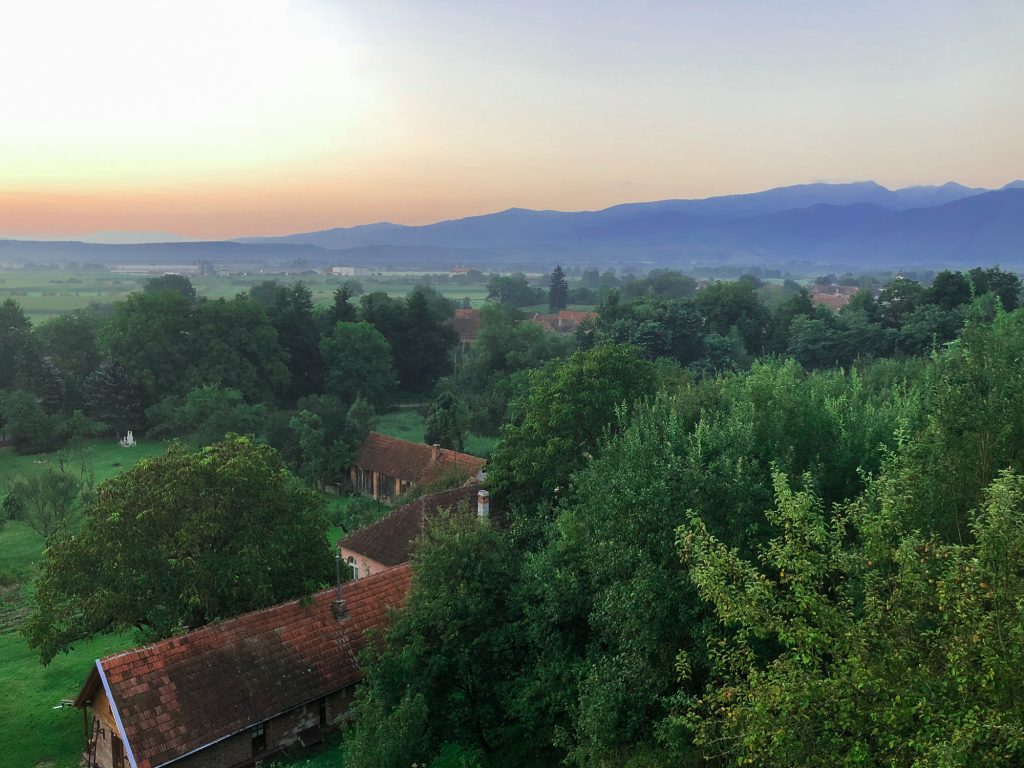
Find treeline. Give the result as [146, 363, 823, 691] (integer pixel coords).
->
[0, 275, 457, 485]
[345, 300, 1024, 765]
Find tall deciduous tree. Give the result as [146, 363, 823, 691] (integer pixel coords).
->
[23, 437, 333, 664]
[487, 344, 657, 509]
[320, 321, 396, 405]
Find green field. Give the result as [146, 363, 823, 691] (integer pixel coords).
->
[0, 269, 495, 324]
[376, 409, 498, 458]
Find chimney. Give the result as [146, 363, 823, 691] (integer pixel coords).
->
[432, 443, 441, 460]
[331, 554, 348, 620]
[477, 489, 490, 520]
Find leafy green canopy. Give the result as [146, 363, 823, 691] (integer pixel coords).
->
[23, 436, 332, 664]
[679, 468, 1024, 767]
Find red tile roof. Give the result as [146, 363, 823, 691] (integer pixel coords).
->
[75, 564, 411, 768]
[354, 432, 486, 485]
[811, 292, 852, 311]
[340, 484, 483, 567]
[451, 308, 481, 344]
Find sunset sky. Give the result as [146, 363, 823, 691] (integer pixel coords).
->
[1, 0, 1022, 240]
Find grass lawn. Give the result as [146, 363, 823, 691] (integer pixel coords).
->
[0, 630, 136, 768]
[376, 410, 498, 459]
[0, 439, 172, 489]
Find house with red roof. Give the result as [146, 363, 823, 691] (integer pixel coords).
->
[74, 564, 411, 768]
[451, 307, 481, 348]
[350, 432, 486, 504]
[340, 484, 495, 578]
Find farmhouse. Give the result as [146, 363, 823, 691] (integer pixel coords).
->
[74, 564, 411, 768]
[451, 307, 481, 347]
[811, 284, 859, 311]
[350, 432, 486, 504]
[340, 484, 493, 578]
[523, 310, 598, 334]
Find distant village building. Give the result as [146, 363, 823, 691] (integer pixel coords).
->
[350, 433, 486, 504]
[326, 265, 370, 276]
[524, 310, 598, 334]
[340, 485, 496, 578]
[74, 564, 411, 768]
[811, 284, 859, 311]
[451, 307, 481, 348]
[448, 266, 474, 277]
[110, 265, 202, 276]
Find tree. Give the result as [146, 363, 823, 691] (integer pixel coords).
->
[6, 463, 82, 538]
[268, 283, 323, 403]
[189, 297, 289, 403]
[694, 280, 770, 354]
[144, 274, 196, 300]
[968, 266, 1021, 311]
[23, 437, 333, 664]
[878, 277, 925, 328]
[101, 290, 195, 407]
[325, 282, 359, 327]
[925, 270, 972, 310]
[424, 390, 468, 451]
[486, 274, 545, 307]
[170, 385, 268, 445]
[320, 322, 396, 405]
[0, 390, 61, 454]
[487, 344, 657, 509]
[0, 298, 38, 391]
[346, 513, 525, 768]
[33, 311, 100, 383]
[397, 287, 458, 392]
[548, 265, 569, 312]
[82, 357, 144, 436]
[677, 470, 1024, 767]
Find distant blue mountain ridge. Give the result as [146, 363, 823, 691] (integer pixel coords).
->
[2, 181, 1021, 270]
[226, 180, 1024, 269]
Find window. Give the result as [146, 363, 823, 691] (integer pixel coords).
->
[251, 721, 267, 754]
[346, 556, 359, 580]
[318, 697, 328, 727]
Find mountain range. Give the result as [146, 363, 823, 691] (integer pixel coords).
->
[4, 180, 1023, 271]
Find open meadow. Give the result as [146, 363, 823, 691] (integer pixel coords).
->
[0, 269, 496, 324]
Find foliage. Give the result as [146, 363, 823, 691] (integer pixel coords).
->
[155, 384, 268, 445]
[5, 462, 82, 539]
[347, 513, 524, 767]
[0, 390, 61, 454]
[487, 344, 657, 509]
[320, 321, 396, 405]
[23, 436, 333, 663]
[677, 469, 1024, 767]
[486, 273, 546, 307]
[143, 273, 196, 300]
[82, 356, 144, 435]
[425, 390, 469, 451]
[548, 266, 569, 313]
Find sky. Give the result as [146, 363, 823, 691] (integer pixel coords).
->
[0, 0, 1022, 240]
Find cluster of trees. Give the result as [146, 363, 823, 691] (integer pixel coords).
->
[579, 267, 1021, 374]
[0, 277, 460, 485]
[345, 297, 1024, 767]
[23, 437, 334, 663]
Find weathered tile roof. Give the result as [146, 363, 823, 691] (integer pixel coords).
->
[340, 484, 483, 567]
[75, 564, 411, 768]
[451, 308, 481, 344]
[353, 432, 486, 485]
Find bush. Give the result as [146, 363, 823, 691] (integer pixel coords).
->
[1, 490, 26, 521]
